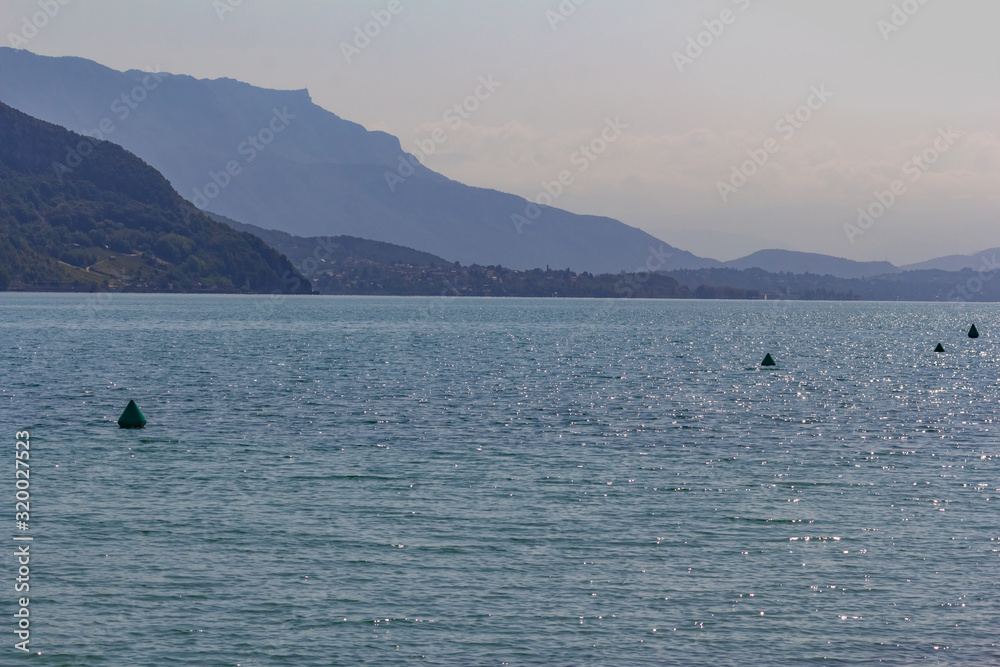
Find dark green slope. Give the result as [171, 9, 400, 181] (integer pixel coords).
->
[0, 49, 718, 274]
[0, 101, 310, 293]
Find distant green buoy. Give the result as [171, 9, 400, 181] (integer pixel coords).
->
[935, 343, 945, 353]
[761, 353, 776, 367]
[969, 324, 980, 339]
[118, 400, 147, 429]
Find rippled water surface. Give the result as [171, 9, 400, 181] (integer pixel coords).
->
[2, 295, 999, 665]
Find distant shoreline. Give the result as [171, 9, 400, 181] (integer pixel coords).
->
[2, 289, 989, 304]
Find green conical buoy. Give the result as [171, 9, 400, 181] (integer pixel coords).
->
[969, 324, 980, 339]
[118, 400, 147, 429]
[935, 343, 945, 353]
[761, 353, 776, 367]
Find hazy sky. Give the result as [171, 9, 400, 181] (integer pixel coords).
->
[4, 0, 1000, 263]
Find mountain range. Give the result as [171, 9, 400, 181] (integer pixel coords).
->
[207, 213, 756, 300]
[0, 48, 995, 281]
[0, 48, 709, 275]
[0, 100, 309, 293]
[4, 95, 995, 302]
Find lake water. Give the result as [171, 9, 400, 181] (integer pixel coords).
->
[2, 294, 999, 665]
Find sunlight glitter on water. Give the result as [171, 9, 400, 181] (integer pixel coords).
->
[2, 295, 998, 665]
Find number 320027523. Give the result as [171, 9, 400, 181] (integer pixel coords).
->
[15, 431, 30, 522]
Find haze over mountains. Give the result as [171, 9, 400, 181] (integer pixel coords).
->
[0, 48, 993, 281]
[0, 100, 310, 293]
[723, 250, 897, 280]
[901, 248, 1000, 272]
[0, 48, 710, 275]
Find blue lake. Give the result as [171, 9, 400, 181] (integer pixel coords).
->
[2, 294, 998, 665]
